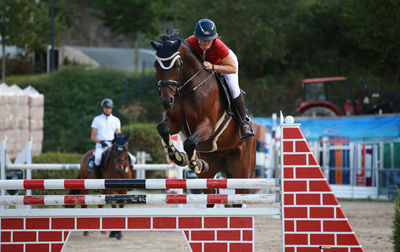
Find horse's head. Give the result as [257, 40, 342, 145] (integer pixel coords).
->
[113, 133, 130, 154]
[150, 39, 182, 110]
[111, 133, 130, 175]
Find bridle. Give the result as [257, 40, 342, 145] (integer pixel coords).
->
[111, 141, 129, 175]
[155, 46, 214, 97]
[155, 41, 215, 136]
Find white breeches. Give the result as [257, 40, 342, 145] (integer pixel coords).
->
[94, 142, 136, 167]
[223, 50, 241, 99]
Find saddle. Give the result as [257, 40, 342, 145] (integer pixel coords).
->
[87, 147, 133, 173]
[87, 148, 112, 173]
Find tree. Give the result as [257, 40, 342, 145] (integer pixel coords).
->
[341, 0, 400, 83]
[0, 0, 66, 81]
[91, 0, 164, 71]
[0, 0, 33, 82]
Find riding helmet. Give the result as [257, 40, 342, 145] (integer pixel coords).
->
[194, 19, 218, 40]
[101, 98, 114, 108]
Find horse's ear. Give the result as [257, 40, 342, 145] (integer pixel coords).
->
[114, 132, 117, 138]
[150, 40, 162, 50]
[126, 133, 130, 140]
[174, 39, 181, 50]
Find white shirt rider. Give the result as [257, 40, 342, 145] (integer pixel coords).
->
[91, 101, 135, 167]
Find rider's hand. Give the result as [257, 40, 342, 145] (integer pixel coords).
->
[203, 61, 214, 71]
[100, 140, 108, 148]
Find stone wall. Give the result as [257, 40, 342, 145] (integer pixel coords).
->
[0, 83, 44, 158]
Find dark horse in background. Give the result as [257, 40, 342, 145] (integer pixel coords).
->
[150, 31, 256, 206]
[67, 133, 132, 240]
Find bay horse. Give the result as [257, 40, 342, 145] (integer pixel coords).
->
[68, 133, 132, 240]
[150, 35, 256, 206]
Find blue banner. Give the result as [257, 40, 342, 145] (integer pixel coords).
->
[253, 114, 400, 141]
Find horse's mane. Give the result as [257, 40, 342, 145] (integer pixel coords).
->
[160, 28, 204, 63]
[160, 28, 181, 42]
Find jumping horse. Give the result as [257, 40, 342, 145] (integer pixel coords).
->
[68, 133, 132, 240]
[150, 32, 256, 206]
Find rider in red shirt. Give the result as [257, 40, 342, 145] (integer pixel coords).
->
[186, 19, 254, 140]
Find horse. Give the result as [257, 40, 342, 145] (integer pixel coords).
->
[68, 133, 132, 240]
[150, 35, 256, 207]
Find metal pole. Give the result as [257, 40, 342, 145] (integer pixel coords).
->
[141, 61, 145, 98]
[125, 77, 129, 106]
[50, 0, 55, 72]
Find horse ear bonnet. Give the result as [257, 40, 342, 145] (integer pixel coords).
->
[154, 40, 182, 70]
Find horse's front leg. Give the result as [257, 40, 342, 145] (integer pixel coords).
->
[157, 120, 188, 166]
[183, 126, 212, 174]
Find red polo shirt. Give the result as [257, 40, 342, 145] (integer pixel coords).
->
[185, 35, 230, 65]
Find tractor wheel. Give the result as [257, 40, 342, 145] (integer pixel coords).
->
[302, 106, 337, 117]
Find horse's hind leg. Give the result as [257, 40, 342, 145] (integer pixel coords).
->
[157, 120, 188, 166]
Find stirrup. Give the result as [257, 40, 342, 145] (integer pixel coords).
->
[237, 121, 254, 140]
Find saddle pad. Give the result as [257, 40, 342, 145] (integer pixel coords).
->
[196, 111, 232, 153]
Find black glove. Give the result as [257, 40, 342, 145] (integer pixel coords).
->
[100, 140, 108, 148]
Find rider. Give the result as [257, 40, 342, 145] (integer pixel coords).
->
[90, 98, 136, 179]
[185, 18, 254, 140]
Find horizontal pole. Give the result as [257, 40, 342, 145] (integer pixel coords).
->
[0, 207, 280, 217]
[0, 178, 280, 190]
[6, 163, 81, 170]
[5, 163, 184, 171]
[0, 194, 279, 206]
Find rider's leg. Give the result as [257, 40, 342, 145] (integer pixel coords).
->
[224, 50, 254, 140]
[93, 145, 105, 179]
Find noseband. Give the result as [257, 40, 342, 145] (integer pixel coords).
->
[155, 49, 209, 97]
[112, 142, 129, 175]
[156, 51, 183, 95]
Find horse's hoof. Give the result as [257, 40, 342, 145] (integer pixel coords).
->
[201, 160, 209, 173]
[176, 152, 188, 166]
[109, 231, 116, 238]
[83, 231, 89, 236]
[116, 232, 123, 240]
[193, 160, 209, 174]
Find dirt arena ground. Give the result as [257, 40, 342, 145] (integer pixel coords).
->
[63, 201, 394, 252]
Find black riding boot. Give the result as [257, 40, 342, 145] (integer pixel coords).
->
[94, 164, 103, 179]
[233, 93, 254, 140]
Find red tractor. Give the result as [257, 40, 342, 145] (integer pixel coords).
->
[297, 77, 362, 117]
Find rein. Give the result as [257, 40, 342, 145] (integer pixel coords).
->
[156, 41, 215, 136]
[111, 143, 129, 175]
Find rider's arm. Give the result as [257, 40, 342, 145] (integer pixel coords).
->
[203, 54, 237, 74]
[91, 127, 100, 143]
[116, 128, 121, 134]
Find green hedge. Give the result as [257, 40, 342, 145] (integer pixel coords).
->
[23, 123, 166, 181]
[122, 123, 166, 164]
[6, 66, 160, 154]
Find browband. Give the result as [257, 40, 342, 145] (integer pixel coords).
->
[155, 51, 181, 70]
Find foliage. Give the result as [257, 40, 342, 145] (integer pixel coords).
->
[156, 0, 400, 116]
[340, 0, 400, 84]
[0, 0, 66, 80]
[122, 123, 166, 164]
[393, 188, 400, 251]
[6, 66, 160, 153]
[90, 0, 164, 38]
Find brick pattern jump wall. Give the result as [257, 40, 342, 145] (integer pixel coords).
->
[282, 123, 364, 252]
[0, 216, 254, 252]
